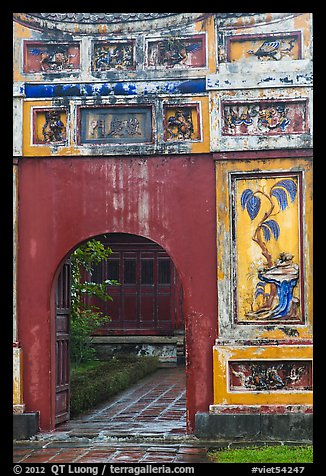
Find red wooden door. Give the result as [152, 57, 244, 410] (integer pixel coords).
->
[90, 235, 181, 335]
[55, 260, 71, 425]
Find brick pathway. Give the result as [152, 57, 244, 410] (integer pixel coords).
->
[13, 367, 212, 463]
[57, 366, 187, 439]
[13, 442, 210, 463]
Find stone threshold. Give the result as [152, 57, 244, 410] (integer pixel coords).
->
[91, 336, 183, 344]
[14, 434, 311, 448]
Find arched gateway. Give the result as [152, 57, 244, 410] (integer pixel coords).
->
[54, 233, 184, 425]
[13, 12, 313, 441]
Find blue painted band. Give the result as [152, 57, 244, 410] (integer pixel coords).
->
[24, 79, 206, 98]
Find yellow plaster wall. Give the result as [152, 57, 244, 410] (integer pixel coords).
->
[215, 157, 313, 340]
[23, 101, 52, 156]
[13, 348, 24, 405]
[190, 96, 210, 153]
[195, 14, 216, 73]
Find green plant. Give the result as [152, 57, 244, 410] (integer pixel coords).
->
[208, 445, 313, 463]
[70, 356, 159, 417]
[70, 239, 119, 366]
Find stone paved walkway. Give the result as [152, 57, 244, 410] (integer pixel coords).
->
[57, 366, 187, 439]
[13, 442, 210, 463]
[13, 367, 213, 464]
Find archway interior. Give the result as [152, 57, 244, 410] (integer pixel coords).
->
[55, 232, 185, 428]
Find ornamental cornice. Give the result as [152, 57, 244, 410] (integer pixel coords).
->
[13, 12, 211, 34]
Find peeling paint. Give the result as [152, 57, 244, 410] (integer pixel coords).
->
[13, 12, 313, 428]
[13, 347, 24, 405]
[24, 79, 207, 99]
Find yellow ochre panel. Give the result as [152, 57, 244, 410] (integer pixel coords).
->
[213, 344, 313, 406]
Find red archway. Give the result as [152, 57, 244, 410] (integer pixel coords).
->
[18, 154, 218, 433]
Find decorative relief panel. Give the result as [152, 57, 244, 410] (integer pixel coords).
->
[222, 100, 308, 136]
[229, 360, 312, 392]
[226, 32, 302, 63]
[213, 344, 313, 406]
[231, 172, 303, 325]
[33, 108, 67, 144]
[146, 35, 206, 68]
[163, 105, 201, 142]
[78, 106, 153, 144]
[92, 41, 135, 71]
[24, 42, 80, 73]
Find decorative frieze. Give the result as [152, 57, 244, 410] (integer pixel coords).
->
[23, 96, 209, 155]
[225, 32, 302, 63]
[146, 35, 206, 68]
[33, 108, 67, 144]
[92, 41, 135, 71]
[229, 360, 312, 392]
[163, 105, 201, 142]
[222, 100, 308, 136]
[213, 344, 313, 407]
[24, 42, 80, 73]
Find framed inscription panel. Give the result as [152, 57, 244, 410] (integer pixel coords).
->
[79, 106, 153, 144]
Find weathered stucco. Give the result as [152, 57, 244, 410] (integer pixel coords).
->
[13, 12, 313, 433]
[17, 155, 218, 431]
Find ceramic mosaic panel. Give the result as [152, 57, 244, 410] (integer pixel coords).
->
[33, 108, 67, 144]
[222, 100, 308, 136]
[226, 32, 302, 62]
[163, 105, 201, 142]
[92, 41, 135, 70]
[147, 35, 206, 68]
[231, 172, 303, 325]
[24, 42, 80, 73]
[229, 360, 312, 392]
[79, 106, 153, 144]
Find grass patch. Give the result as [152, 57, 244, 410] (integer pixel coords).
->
[208, 445, 313, 463]
[70, 355, 159, 418]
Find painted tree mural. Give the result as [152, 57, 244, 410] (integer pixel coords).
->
[240, 178, 300, 320]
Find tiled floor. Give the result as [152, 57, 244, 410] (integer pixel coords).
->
[13, 366, 212, 463]
[57, 366, 187, 439]
[13, 442, 210, 463]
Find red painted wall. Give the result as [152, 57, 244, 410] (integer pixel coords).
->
[17, 154, 218, 432]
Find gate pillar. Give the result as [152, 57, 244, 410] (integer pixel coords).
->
[195, 155, 313, 442]
[13, 161, 25, 415]
[13, 161, 40, 439]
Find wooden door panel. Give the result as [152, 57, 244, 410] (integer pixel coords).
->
[157, 294, 172, 323]
[55, 261, 71, 425]
[140, 292, 155, 324]
[91, 237, 181, 335]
